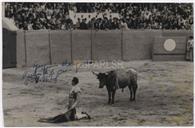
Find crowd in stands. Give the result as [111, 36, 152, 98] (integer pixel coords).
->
[5, 3, 72, 30]
[4, 3, 193, 30]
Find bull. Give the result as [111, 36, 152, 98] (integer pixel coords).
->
[92, 69, 138, 104]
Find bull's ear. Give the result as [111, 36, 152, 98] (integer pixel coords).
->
[92, 71, 98, 76]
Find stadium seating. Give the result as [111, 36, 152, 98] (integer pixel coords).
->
[4, 3, 193, 30]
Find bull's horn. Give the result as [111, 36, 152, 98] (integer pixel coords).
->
[92, 71, 98, 76]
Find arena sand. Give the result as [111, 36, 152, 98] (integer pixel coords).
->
[2, 60, 193, 126]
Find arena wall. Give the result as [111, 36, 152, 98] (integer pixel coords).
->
[153, 37, 187, 54]
[152, 37, 188, 61]
[123, 30, 162, 60]
[16, 30, 193, 67]
[162, 30, 193, 37]
[72, 30, 91, 61]
[16, 30, 25, 67]
[3, 28, 17, 68]
[25, 30, 50, 66]
[50, 31, 72, 64]
[92, 30, 122, 61]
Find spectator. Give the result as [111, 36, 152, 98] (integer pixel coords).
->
[120, 20, 129, 30]
[186, 36, 194, 61]
[80, 18, 88, 29]
[75, 18, 81, 29]
[4, 3, 193, 30]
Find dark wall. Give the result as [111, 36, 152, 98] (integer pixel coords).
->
[3, 28, 16, 68]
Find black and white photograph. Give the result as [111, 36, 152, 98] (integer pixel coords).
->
[2, 1, 194, 127]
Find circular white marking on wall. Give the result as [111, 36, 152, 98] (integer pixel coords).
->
[164, 39, 176, 51]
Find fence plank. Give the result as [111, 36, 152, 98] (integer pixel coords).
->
[72, 30, 91, 61]
[50, 30, 71, 64]
[92, 30, 122, 61]
[25, 30, 50, 66]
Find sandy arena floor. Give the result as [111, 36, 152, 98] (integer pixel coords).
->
[2, 60, 193, 126]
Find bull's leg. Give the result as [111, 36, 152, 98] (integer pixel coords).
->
[107, 91, 111, 104]
[133, 84, 138, 101]
[128, 85, 133, 101]
[130, 86, 135, 101]
[111, 90, 116, 104]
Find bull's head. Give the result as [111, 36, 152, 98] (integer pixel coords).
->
[92, 71, 108, 88]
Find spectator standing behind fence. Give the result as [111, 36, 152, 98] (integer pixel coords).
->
[186, 36, 193, 62]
